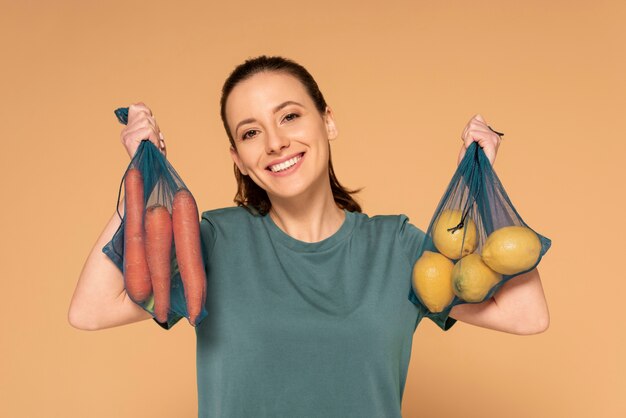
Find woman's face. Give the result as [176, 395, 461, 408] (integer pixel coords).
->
[226, 71, 338, 203]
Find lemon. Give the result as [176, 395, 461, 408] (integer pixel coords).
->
[412, 251, 455, 313]
[452, 253, 502, 302]
[482, 226, 542, 275]
[432, 209, 478, 260]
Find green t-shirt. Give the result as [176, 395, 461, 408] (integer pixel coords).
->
[103, 205, 455, 416]
[184, 206, 454, 418]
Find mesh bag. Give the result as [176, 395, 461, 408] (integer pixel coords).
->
[409, 140, 551, 322]
[102, 107, 208, 329]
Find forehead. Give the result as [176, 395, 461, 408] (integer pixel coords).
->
[225, 71, 312, 120]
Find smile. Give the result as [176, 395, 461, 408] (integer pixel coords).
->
[266, 152, 305, 176]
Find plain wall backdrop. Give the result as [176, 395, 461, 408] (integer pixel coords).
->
[1, 0, 624, 417]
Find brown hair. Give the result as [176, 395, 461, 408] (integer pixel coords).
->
[220, 55, 363, 216]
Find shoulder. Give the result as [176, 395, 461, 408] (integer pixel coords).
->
[353, 211, 414, 234]
[350, 211, 426, 266]
[352, 212, 424, 248]
[198, 206, 260, 254]
[201, 205, 257, 222]
[360, 211, 427, 253]
[199, 205, 263, 236]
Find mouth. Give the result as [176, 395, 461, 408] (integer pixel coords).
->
[266, 152, 305, 173]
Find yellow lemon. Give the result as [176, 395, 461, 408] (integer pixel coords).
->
[432, 209, 478, 260]
[482, 226, 542, 275]
[452, 253, 502, 302]
[412, 251, 455, 313]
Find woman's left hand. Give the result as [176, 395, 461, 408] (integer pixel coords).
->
[457, 114, 502, 166]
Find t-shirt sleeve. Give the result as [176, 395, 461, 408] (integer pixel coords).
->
[398, 214, 457, 332]
[200, 214, 218, 261]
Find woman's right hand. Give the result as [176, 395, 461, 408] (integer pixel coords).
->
[121, 102, 167, 159]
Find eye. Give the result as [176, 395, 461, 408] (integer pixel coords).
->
[241, 129, 258, 140]
[283, 112, 299, 122]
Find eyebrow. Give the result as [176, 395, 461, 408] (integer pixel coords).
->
[234, 100, 304, 136]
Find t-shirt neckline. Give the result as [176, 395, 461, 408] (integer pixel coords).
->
[262, 208, 355, 252]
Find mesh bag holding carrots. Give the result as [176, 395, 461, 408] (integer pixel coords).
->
[408, 140, 551, 321]
[103, 107, 207, 328]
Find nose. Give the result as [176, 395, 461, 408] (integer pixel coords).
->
[264, 127, 290, 154]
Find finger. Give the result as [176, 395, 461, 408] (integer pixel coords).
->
[122, 125, 160, 149]
[488, 125, 504, 137]
[127, 110, 152, 128]
[473, 114, 487, 124]
[469, 120, 489, 132]
[156, 132, 167, 157]
[122, 126, 158, 148]
[123, 118, 165, 157]
[129, 102, 153, 116]
[464, 132, 493, 150]
[128, 103, 153, 125]
[125, 116, 156, 135]
[151, 117, 160, 135]
[462, 115, 488, 139]
[145, 115, 157, 130]
[462, 125, 490, 143]
[467, 127, 501, 145]
[128, 116, 156, 132]
[469, 125, 493, 134]
[465, 135, 497, 165]
[131, 116, 161, 139]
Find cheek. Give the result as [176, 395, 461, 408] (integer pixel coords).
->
[293, 118, 326, 139]
[287, 125, 309, 141]
[240, 143, 262, 161]
[234, 149, 256, 173]
[313, 140, 330, 169]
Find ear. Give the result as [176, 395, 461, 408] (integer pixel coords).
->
[324, 106, 338, 141]
[229, 146, 249, 176]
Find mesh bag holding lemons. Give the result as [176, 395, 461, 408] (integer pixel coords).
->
[408, 141, 551, 319]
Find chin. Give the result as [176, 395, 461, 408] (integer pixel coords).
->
[267, 185, 310, 201]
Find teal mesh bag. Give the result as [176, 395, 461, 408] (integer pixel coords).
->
[409, 140, 551, 322]
[102, 107, 208, 329]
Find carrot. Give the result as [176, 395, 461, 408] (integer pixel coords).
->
[145, 204, 173, 324]
[123, 168, 152, 303]
[172, 188, 206, 326]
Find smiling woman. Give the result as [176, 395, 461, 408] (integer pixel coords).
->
[69, 54, 549, 418]
[219, 56, 363, 218]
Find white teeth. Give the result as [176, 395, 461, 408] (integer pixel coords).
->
[269, 154, 302, 172]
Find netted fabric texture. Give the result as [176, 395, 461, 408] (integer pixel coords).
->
[102, 107, 208, 329]
[409, 141, 551, 322]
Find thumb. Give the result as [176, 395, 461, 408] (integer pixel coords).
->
[474, 114, 487, 124]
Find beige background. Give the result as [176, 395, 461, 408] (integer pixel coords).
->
[1, 0, 624, 417]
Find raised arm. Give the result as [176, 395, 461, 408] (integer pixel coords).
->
[68, 103, 166, 330]
[449, 115, 549, 334]
[449, 267, 549, 335]
[68, 198, 153, 330]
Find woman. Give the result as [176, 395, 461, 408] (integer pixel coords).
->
[69, 55, 549, 417]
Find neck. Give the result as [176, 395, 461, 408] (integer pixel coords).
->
[268, 181, 345, 243]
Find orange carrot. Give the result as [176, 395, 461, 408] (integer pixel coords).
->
[123, 168, 152, 303]
[172, 188, 206, 326]
[145, 204, 173, 324]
